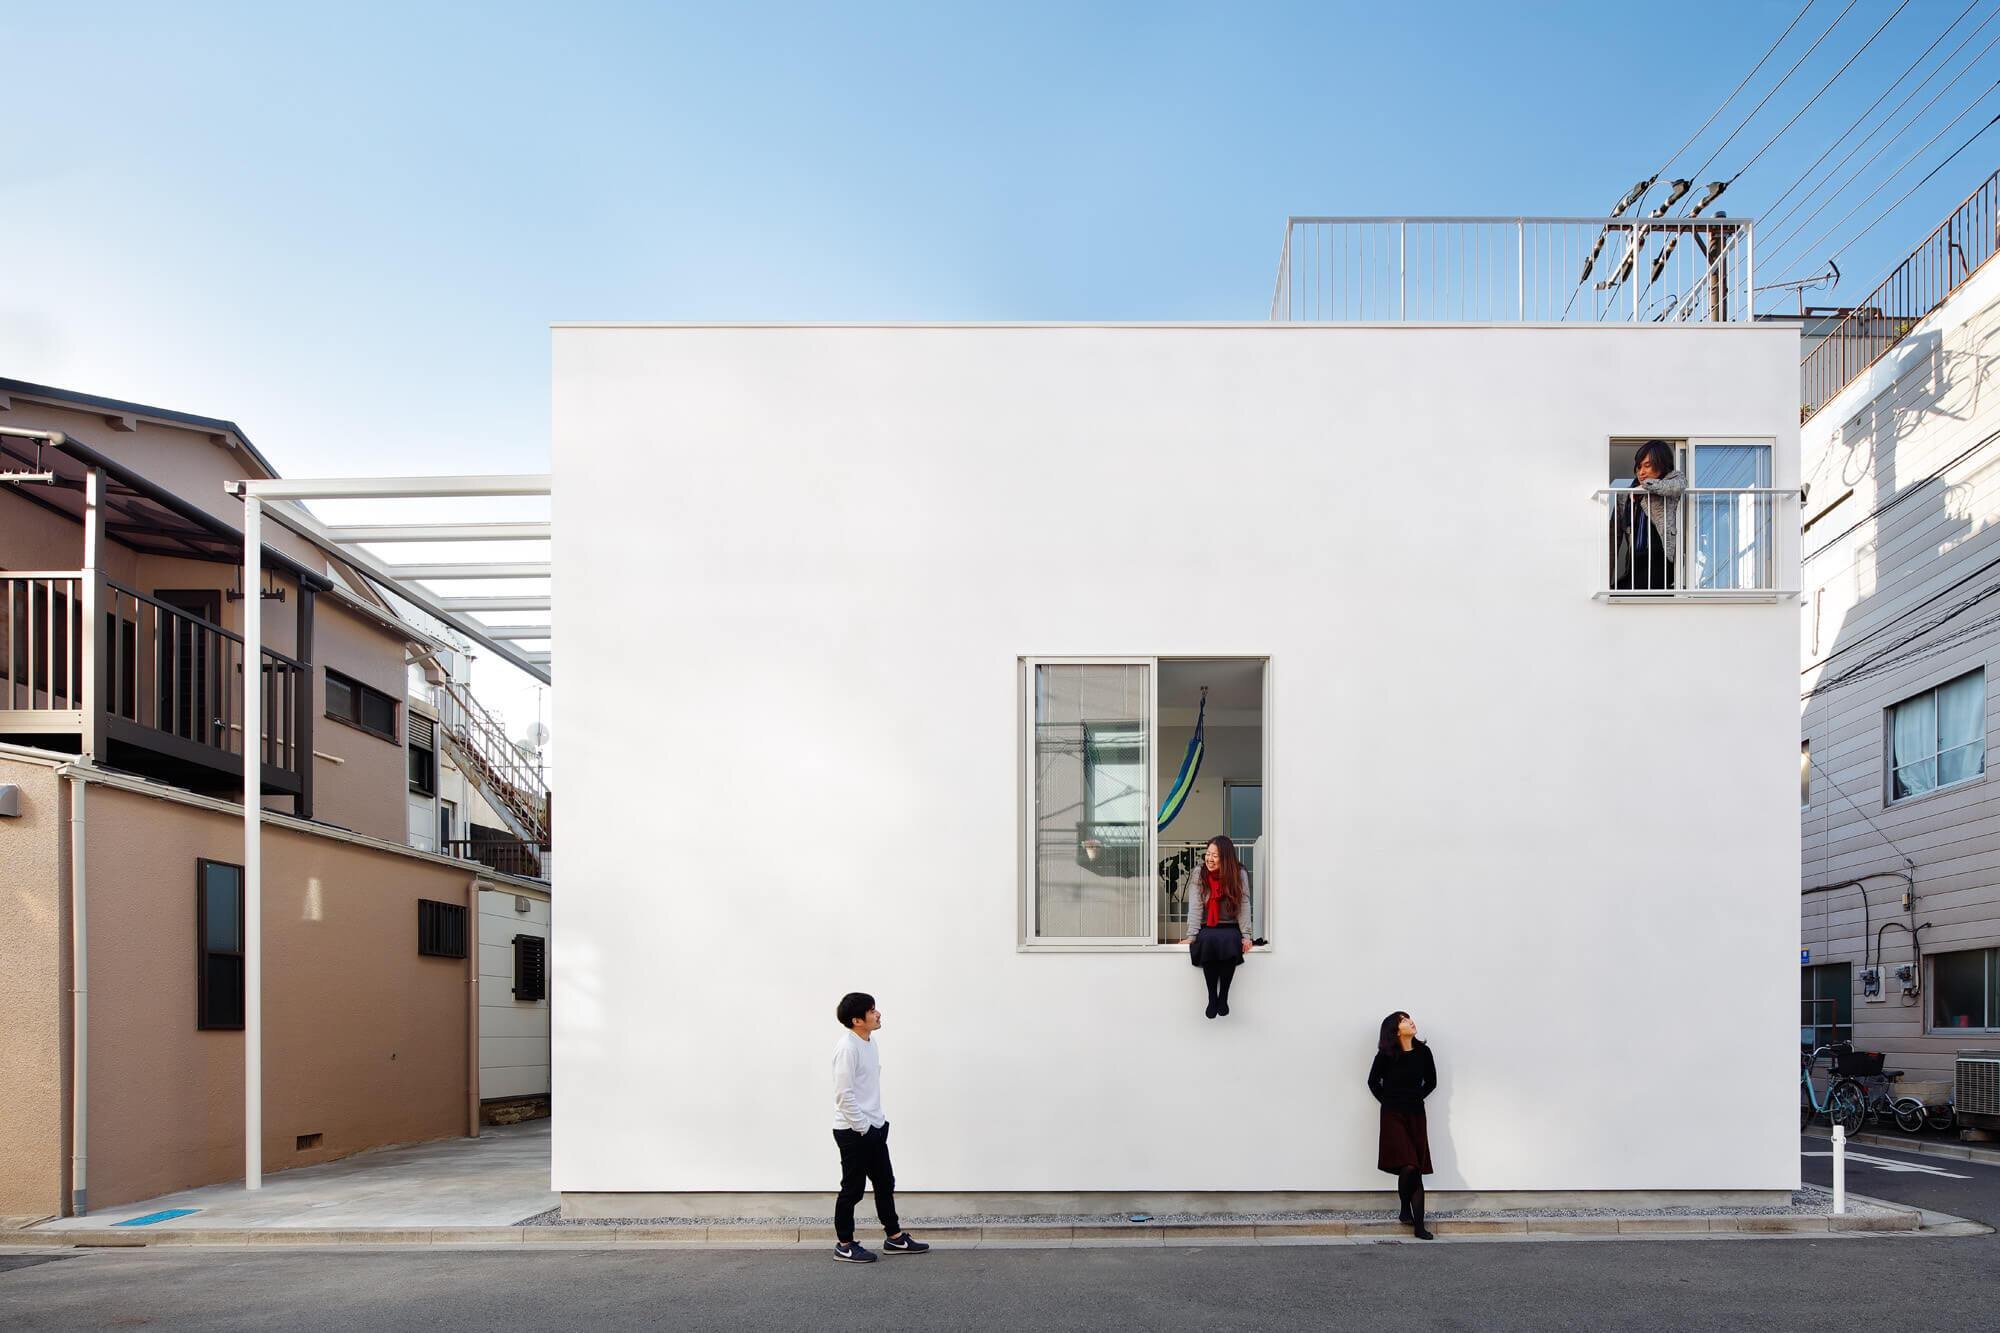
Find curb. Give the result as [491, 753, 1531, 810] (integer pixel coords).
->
[1803, 1125, 2000, 1168]
[0, 1210, 1924, 1250]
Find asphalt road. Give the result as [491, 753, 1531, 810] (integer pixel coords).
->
[1797, 1131, 2000, 1226]
[2, 1142, 1994, 1333]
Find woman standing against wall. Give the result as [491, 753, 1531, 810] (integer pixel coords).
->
[1184, 835, 1252, 1018]
[1368, 1011, 1438, 1240]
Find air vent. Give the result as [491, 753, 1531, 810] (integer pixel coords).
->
[296, 1133, 322, 1151]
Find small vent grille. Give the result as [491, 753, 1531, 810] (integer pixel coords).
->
[418, 899, 468, 959]
[1957, 1052, 2000, 1117]
[408, 714, 435, 748]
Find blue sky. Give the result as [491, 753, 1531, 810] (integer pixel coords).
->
[4, 1, 1994, 478]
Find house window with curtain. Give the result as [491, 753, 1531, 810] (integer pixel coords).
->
[1888, 668, 1985, 803]
[1022, 657, 1267, 949]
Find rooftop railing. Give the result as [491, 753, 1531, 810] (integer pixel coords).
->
[1799, 168, 2000, 422]
[1270, 216, 1754, 323]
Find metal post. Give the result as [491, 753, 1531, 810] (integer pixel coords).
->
[241, 493, 262, 1192]
[1517, 220, 1525, 320]
[81, 469, 103, 761]
[1744, 224, 1755, 322]
[1831, 1123, 1846, 1214]
[1399, 223, 1406, 321]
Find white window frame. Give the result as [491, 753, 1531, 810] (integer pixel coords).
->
[1018, 655, 1270, 953]
[1600, 434, 1792, 602]
[1884, 666, 1986, 807]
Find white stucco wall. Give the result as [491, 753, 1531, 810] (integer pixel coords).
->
[551, 322, 1801, 1195]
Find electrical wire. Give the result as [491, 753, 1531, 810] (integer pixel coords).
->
[1768, 89, 2000, 285]
[1758, 24, 2000, 277]
[1756, 1, 1986, 229]
[1684, 0, 1863, 186]
[1630, 0, 1822, 219]
[1805, 425, 2000, 564]
[1725, 0, 1916, 187]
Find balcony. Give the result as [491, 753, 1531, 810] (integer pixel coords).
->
[1270, 215, 1754, 323]
[1, 571, 309, 797]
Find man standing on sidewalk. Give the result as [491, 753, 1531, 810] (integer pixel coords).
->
[831, 992, 930, 1263]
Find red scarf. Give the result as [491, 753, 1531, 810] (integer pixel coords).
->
[1205, 869, 1224, 927]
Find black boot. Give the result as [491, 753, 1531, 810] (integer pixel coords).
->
[1397, 1173, 1414, 1225]
[1410, 1180, 1432, 1241]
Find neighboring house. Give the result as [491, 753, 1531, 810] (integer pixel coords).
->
[0, 379, 551, 1219]
[1798, 170, 2000, 1129]
[551, 215, 1803, 1216]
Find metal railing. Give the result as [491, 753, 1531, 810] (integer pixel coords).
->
[437, 676, 550, 845]
[442, 836, 548, 880]
[1598, 489, 1794, 597]
[1799, 168, 2000, 422]
[1271, 216, 1754, 323]
[0, 571, 306, 780]
[1, 573, 83, 713]
[102, 579, 306, 775]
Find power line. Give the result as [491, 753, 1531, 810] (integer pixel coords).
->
[1770, 86, 2000, 285]
[1685, 0, 1863, 185]
[1758, 24, 2000, 275]
[1725, 0, 1916, 187]
[1756, 0, 1986, 229]
[1631, 0, 1822, 219]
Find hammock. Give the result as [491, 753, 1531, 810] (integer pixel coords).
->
[1155, 689, 1206, 832]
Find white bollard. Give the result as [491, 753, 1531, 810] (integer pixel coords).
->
[1831, 1123, 1846, 1215]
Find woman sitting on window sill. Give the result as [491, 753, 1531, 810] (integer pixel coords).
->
[1184, 835, 1252, 1019]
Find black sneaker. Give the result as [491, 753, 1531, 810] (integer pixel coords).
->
[833, 1241, 877, 1263]
[883, 1233, 930, 1255]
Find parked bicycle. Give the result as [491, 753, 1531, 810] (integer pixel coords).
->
[1824, 1044, 1938, 1135]
[1801, 1042, 1865, 1133]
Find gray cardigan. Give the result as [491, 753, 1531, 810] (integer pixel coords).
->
[1183, 866, 1253, 941]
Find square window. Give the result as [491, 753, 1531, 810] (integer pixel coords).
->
[326, 669, 398, 742]
[417, 899, 468, 959]
[1889, 670, 1985, 803]
[1931, 948, 1994, 1032]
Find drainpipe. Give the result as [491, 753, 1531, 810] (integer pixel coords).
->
[66, 773, 88, 1216]
[467, 878, 483, 1138]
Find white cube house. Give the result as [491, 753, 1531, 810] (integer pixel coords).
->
[551, 321, 1801, 1211]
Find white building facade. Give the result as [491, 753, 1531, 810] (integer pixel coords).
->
[553, 305, 1800, 1211]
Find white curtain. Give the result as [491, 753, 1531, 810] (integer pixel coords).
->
[1891, 690, 1937, 799]
[1935, 671, 1986, 787]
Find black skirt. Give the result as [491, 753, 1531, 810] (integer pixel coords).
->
[1377, 1108, 1433, 1176]
[1188, 923, 1244, 969]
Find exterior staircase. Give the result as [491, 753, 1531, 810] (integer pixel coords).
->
[436, 676, 550, 877]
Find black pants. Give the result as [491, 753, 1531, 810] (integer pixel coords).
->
[833, 1122, 900, 1243]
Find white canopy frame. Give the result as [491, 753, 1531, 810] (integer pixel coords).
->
[228, 472, 551, 1190]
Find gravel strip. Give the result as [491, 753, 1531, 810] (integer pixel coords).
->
[517, 1186, 1883, 1227]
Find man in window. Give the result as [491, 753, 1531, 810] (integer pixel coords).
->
[1617, 439, 1686, 591]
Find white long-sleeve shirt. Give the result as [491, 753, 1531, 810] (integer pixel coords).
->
[831, 1030, 886, 1132]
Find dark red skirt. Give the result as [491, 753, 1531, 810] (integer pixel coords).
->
[1377, 1108, 1433, 1176]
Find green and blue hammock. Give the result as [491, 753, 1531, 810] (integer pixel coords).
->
[1155, 690, 1205, 833]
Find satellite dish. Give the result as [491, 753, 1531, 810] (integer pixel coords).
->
[522, 722, 551, 752]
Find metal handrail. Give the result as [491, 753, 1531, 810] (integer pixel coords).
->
[1799, 167, 2000, 422]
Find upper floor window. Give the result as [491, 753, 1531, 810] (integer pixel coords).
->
[327, 668, 398, 742]
[408, 715, 437, 796]
[1888, 668, 1984, 803]
[1602, 438, 1781, 597]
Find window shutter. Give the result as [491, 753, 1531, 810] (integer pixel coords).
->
[512, 934, 547, 1001]
[408, 715, 434, 748]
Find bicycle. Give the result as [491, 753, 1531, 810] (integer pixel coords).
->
[1826, 1045, 1930, 1135]
[1801, 1042, 1865, 1133]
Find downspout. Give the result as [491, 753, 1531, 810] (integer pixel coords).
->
[66, 773, 88, 1216]
[467, 878, 482, 1138]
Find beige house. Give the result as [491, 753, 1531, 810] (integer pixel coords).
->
[0, 378, 551, 1219]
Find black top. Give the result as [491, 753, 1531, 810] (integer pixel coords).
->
[1367, 1043, 1437, 1114]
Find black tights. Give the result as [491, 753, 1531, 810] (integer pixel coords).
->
[1397, 1170, 1425, 1225]
[1202, 964, 1236, 1008]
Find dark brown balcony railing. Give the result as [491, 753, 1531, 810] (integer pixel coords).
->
[0, 571, 308, 794]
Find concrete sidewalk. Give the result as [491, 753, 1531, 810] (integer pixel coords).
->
[0, 1120, 1946, 1249]
[30, 1119, 556, 1233]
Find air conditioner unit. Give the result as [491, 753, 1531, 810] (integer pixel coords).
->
[1956, 1050, 2000, 1128]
